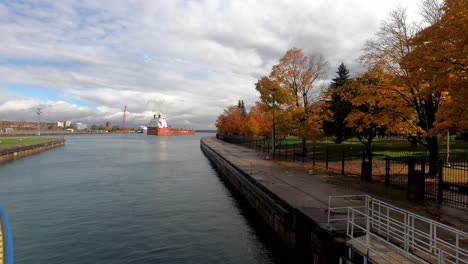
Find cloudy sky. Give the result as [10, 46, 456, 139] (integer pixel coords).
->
[0, 0, 424, 129]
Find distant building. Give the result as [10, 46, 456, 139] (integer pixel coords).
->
[3, 128, 14, 133]
[105, 121, 112, 131]
[57, 121, 64, 128]
[74, 122, 88, 131]
[64, 121, 72, 128]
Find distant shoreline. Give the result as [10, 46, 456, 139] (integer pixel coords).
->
[0, 130, 216, 137]
[0, 131, 120, 137]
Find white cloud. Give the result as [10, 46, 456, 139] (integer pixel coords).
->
[0, 0, 425, 129]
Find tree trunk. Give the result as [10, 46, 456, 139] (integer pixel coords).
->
[425, 136, 439, 175]
[366, 140, 373, 178]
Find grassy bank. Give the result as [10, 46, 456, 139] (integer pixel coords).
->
[0, 137, 55, 147]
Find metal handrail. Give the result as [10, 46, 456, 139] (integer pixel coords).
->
[328, 195, 468, 264]
[347, 207, 427, 263]
[0, 203, 14, 264]
[328, 194, 370, 223]
[369, 199, 468, 264]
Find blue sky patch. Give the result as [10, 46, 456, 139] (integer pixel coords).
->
[3, 83, 96, 108]
[1, 58, 77, 70]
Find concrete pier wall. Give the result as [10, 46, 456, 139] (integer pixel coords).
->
[200, 138, 343, 263]
[0, 139, 65, 163]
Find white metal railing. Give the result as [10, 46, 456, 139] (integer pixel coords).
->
[347, 207, 426, 263]
[328, 194, 370, 223]
[328, 195, 468, 264]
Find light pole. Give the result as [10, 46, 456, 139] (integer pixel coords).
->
[446, 130, 450, 167]
[36, 108, 42, 136]
[270, 88, 278, 157]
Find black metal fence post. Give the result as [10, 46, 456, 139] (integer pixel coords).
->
[285, 143, 288, 160]
[438, 160, 444, 204]
[421, 159, 426, 175]
[293, 144, 296, 162]
[313, 143, 316, 167]
[326, 147, 329, 170]
[408, 157, 415, 176]
[385, 156, 390, 186]
[341, 150, 345, 175]
[267, 140, 270, 156]
[421, 158, 426, 199]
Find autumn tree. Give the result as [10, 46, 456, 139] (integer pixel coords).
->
[342, 67, 420, 180]
[324, 63, 354, 143]
[402, 0, 468, 134]
[215, 105, 246, 135]
[244, 102, 272, 137]
[359, 2, 457, 174]
[266, 48, 328, 153]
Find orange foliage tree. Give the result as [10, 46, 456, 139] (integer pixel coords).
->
[244, 102, 272, 137]
[255, 75, 292, 140]
[402, 0, 467, 134]
[258, 48, 328, 153]
[215, 105, 246, 135]
[359, 2, 464, 174]
[341, 67, 421, 180]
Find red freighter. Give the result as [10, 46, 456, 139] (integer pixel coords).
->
[146, 114, 195, 136]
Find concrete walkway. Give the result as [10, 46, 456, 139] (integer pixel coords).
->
[202, 137, 468, 232]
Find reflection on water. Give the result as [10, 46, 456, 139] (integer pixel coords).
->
[0, 133, 292, 264]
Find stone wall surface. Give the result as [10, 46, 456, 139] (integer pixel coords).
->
[0, 139, 65, 163]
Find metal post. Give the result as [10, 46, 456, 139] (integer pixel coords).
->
[267, 140, 270, 156]
[285, 143, 288, 160]
[446, 131, 450, 167]
[326, 147, 329, 170]
[270, 89, 277, 157]
[36, 108, 42, 136]
[293, 144, 295, 162]
[421, 158, 426, 200]
[385, 156, 390, 186]
[438, 161, 443, 204]
[341, 150, 345, 175]
[313, 141, 316, 167]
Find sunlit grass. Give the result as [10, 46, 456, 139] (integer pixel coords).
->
[0, 138, 54, 146]
[275, 136, 468, 159]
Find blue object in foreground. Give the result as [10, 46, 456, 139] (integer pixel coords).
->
[0, 203, 14, 264]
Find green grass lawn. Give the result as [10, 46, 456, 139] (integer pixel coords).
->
[0, 138, 54, 146]
[274, 136, 468, 159]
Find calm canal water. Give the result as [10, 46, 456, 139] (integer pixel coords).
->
[0, 133, 289, 264]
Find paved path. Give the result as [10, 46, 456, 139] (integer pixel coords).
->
[202, 137, 468, 231]
[203, 137, 468, 263]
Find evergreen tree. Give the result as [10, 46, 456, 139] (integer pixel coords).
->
[324, 63, 354, 143]
[332, 63, 350, 87]
[238, 100, 247, 117]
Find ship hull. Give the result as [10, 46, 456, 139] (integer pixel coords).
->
[147, 127, 195, 136]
